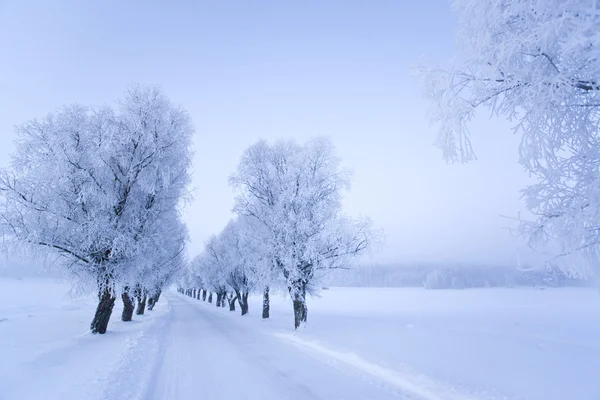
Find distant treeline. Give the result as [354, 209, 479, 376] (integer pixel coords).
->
[324, 262, 592, 289]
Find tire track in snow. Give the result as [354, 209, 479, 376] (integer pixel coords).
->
[139, 303, 181, 400]
[273, 332, 480, 400]
[194, 305, 322, 400]
[99, 299, 173, 400]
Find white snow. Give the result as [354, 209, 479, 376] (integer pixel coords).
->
[273, 332, 476, 400]
[261, 288, 600, 400]
[1, 278, 599, 400]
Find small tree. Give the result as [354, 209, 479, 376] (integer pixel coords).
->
[224, 218, 274, 316]
[132, 212, 188, 312]
[191, 245, 229, 308]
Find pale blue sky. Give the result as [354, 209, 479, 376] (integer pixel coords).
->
[0, 1, 534, 265]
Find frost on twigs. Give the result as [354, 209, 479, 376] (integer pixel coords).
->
[421, 0, 600, 277]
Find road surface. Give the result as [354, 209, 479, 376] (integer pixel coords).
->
[137, 293, 403, 400]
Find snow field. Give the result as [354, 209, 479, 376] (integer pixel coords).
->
[1, 279, 599, 400]
[238, 287, 600, 400]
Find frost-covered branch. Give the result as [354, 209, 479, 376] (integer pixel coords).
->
[420, 0, 600, 278]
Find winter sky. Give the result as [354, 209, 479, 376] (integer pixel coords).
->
[0, 1, 534, 266]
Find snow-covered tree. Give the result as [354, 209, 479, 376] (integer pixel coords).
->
[0, 84, 193, 333]
[236, 216, 278, 319]
[131, 213, 188, 313]
[186, 216, 273, 315]
[218, 218, 271, 315]
[230, 138, 374, 329]
[421, 0, 600, 278]
[191, 242, 229, 308]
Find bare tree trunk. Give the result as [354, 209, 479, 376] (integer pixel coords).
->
[241, 291, 249, 316]
[91, 288, 116, 334]
[216, 292, 222, 307]
[292, 296, 307, 329]
[228, 293, 236, 311]
[208, 292, 213, 303]
[262, 286, 270, 319]
[221, 291, 227, 307]
[290, 282, 307, 330]
[202, 289, 207, 301]
[121, 288, 135, 322]
[147, 290, 161, 311]
[136, 294, 147, 315]
[236, 290, 250, 316]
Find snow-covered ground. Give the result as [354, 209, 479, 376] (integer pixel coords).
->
[1, 278, 599, 400]
[0, 278, 172, 400]
[263, 288, 600, 400]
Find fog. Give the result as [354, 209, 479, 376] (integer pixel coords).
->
[0, 1, 536, 266]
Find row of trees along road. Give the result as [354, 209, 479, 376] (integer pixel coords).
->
[183, 138, 375, 329]
[0, 85, 192, 334]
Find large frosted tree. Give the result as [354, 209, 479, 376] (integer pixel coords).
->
[422, 0, 600, 277]
[0, 84, 193, 333]
[230, 138, 374, 329]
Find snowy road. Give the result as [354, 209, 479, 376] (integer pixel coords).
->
[143, 293, 402, 400]
[3, 280, 599, 400]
